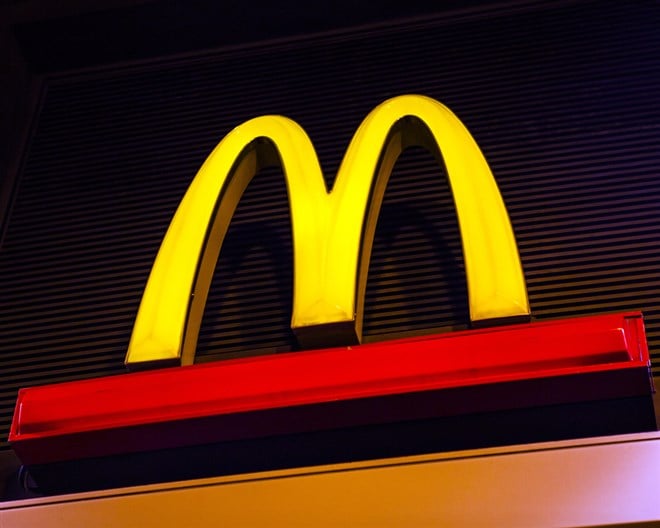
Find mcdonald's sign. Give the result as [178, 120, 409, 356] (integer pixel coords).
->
[8, 96, 656, 494]
[126, 94, 529, 367]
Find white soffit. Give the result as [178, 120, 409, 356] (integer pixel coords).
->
[1, 432, 660, 528]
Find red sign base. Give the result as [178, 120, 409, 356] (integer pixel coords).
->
[9, 312, 657, 494]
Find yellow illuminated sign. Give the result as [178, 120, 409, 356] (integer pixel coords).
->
[126, 95, 529, 367]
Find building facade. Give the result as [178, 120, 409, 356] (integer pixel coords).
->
[1, 1, 659, 525]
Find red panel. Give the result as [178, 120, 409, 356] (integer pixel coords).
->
[9, 312, 654, 465]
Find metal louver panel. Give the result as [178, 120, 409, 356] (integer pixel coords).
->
[1, 1, 659, 450]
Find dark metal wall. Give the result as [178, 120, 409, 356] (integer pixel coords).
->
[1, 1, 659, 450]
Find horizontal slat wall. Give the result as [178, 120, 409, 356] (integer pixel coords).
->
[1, 0, 659, 449]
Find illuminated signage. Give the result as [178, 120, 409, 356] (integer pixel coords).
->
[8, 96, 655, 494]
[126, 94, 529, 367]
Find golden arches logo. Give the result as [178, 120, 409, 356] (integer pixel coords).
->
[126, 95, 529, 367]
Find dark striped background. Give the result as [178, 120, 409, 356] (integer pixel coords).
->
[1, 0, 659, 449]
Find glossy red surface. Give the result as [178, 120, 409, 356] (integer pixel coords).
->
[9, 312, 653, 465]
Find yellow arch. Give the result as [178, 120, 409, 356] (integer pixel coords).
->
[126, 94, 529, 367]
